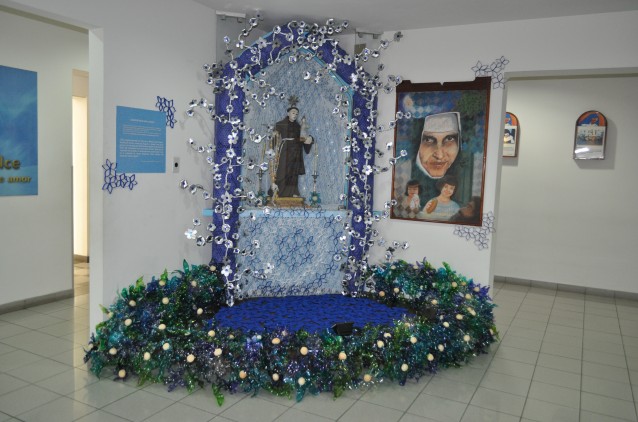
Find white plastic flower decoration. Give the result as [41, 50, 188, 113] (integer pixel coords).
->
[221, 192, 233, 203]
[185, 229, 197, 239]
[221, 265, 233, 277]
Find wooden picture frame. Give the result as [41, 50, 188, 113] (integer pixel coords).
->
[390, 77, 490, 226]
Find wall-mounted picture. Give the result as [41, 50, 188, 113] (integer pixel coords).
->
[574, 110, 606, 160]
[391, 77, 490, 226]
[0, 65, 38, 196]
[502, 112, 519, 158]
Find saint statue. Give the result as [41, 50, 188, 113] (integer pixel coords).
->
[271, 96, 314, 198]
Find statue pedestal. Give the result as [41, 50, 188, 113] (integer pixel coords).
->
[271, 196, 305, 208]
[237, 209, 348, 297]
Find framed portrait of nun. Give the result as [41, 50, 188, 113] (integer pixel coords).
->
[390, 77, 490, 226]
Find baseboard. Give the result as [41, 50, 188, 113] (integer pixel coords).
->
[0, 289, 75, 314]
[495, 275, 638, 301]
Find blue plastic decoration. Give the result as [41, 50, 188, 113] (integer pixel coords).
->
[102, 159, 138, 193]
[185, 20, 406, 304]
[309, 191, 321, 206]
[453, 211, 495, 250]
[156, 96, 177, 128]
[472, 56, 509, 89]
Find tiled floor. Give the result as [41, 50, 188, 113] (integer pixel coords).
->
[1, 267, 638, 422]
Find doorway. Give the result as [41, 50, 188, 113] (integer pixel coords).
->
[73, 69, 89, 295]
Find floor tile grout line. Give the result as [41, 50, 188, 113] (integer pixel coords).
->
[458, 282, 531, 421]
[518, 284, 559, 420]
[616, 293, 638, 422]
[392, 373, 434, 422]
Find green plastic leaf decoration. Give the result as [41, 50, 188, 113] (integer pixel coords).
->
[183, 259, 189, 274]
[212, 384, 225, 407]
[135, 276, 144, 290]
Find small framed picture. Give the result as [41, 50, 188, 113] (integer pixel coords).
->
[574, 111, 607, 160]
[502, 112, 519, 158]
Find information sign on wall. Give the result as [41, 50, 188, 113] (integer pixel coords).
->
[116, 106, 166, 173]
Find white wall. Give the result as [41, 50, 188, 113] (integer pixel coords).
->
[0, 9, 87, 305]
[2, 1, 638, 329]
[375, 11, 638, 288]
[495, 74, 638, 293]
[1, 0, 216, 329]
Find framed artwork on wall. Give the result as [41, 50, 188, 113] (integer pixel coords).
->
[390, 77, 490, 226]
[573, 110, 607, 160]
[502, 112, 519, 158]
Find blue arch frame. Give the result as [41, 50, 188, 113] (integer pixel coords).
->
[211, 23, 376, 300]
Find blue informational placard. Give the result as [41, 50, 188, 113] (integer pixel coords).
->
[0, 65, 38, 196]
[116, 106, 166, 173]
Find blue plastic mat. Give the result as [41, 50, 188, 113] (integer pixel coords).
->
[214, 294, 412, 333]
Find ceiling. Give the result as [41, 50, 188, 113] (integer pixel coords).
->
[194, 0, 638, 33]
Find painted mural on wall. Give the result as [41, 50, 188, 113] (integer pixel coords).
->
[0, 65, 38, 196]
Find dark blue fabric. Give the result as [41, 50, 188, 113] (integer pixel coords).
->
[214, 294, 411, 333]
